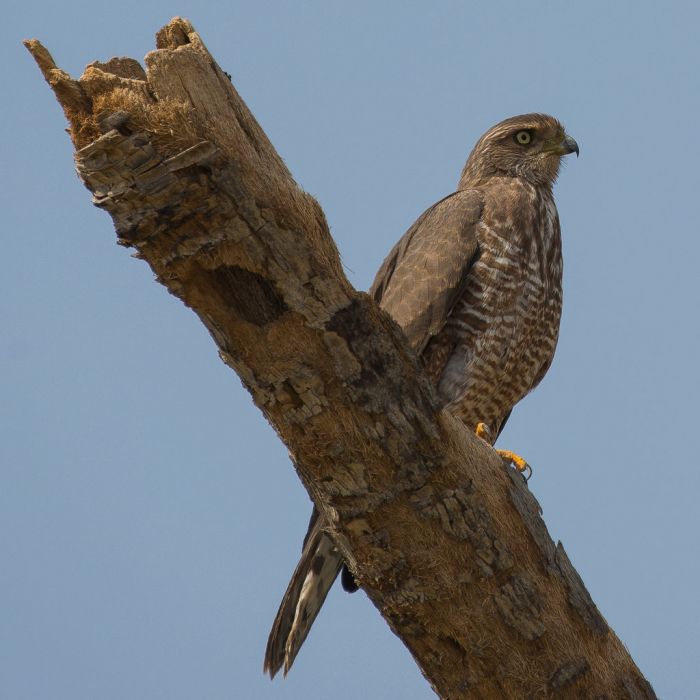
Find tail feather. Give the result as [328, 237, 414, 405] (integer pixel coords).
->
[264, 509, 343, 678]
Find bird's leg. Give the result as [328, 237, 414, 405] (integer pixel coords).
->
[475, 422, 532, 481]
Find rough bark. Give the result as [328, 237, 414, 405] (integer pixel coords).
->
[25, 18, 656, 699]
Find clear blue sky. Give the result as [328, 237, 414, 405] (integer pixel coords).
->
[3, 2, 699, 698]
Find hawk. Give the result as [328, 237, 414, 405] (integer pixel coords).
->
[264, 113, 578, 678]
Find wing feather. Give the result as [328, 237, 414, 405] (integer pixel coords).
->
[370, 189, 483, 355]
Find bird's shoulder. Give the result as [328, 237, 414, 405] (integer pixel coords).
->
[369, 189, 483, 301]
[369, 188, 485, 352]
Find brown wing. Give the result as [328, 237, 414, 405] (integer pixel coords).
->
[370, 189, 483, 355]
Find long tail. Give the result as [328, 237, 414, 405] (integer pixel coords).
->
[264, 508, 344, 678]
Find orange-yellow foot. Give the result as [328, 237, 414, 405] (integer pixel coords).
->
[475, 422, 492, 442]
[475, 423, 532, 481]
[496, 449, 532, 481]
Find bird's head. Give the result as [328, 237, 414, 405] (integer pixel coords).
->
[459, 113, 578, 189]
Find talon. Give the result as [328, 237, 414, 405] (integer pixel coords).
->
[497, 449, 532, 481]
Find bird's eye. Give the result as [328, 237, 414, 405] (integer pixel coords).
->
[514, 130, 532, 145]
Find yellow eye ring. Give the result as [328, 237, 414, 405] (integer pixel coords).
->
[514, 130, 532, 145]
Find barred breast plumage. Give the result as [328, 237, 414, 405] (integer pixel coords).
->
[429, 178, 563, 438]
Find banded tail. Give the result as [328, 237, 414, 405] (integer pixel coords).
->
[264, 509, 345, 678]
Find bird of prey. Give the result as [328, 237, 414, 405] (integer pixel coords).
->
[264, 113, 579, 679]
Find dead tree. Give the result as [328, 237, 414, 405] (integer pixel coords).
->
[25, 18, 656, 699]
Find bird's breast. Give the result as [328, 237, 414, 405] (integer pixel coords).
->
[434, 187, 563, 434]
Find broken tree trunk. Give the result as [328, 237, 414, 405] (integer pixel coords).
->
[25, 18, 656, 699]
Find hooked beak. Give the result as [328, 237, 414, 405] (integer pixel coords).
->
[544, 133, 580, 158]
[562, 134, 579, 157]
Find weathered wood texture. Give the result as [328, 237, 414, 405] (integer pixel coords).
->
[25, 18, 656, 699]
